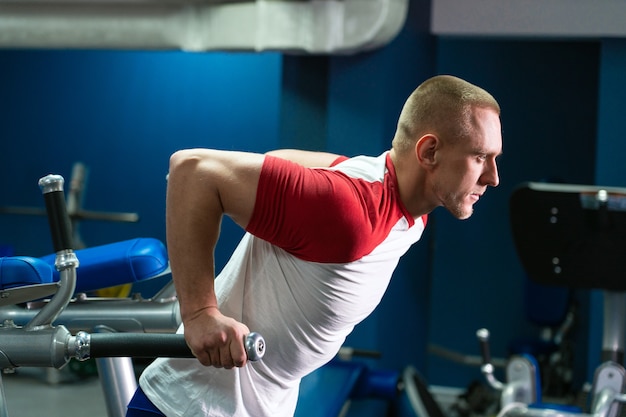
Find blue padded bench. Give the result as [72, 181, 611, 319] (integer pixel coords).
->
[295, 360, 366, 417]
[40, 238, 169, 294]
[294, 359, 400, 417]
[0, 256, 53, 290]
[0, 238, 168, 295]
[0, 256, 57, 305]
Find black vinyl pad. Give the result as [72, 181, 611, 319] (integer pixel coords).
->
[510, 182, 626, 291]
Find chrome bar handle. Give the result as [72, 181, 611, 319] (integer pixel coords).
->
[477, 328, 505, 390]
[25, 175, 79, 330]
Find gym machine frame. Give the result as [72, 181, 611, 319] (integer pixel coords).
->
[0, 174, 265, 417]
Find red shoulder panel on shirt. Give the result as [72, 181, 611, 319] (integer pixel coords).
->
[246, 156, 409, 263]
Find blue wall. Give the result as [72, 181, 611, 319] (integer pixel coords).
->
[0, 0, 616, 393]
[0, 50, 281, 274]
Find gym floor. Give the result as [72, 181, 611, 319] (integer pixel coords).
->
[2, 367, 108, 417]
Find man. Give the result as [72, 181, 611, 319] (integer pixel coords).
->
[127, 74, 502, 416]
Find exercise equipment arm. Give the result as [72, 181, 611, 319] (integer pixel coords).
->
[25, 175, 79, 330]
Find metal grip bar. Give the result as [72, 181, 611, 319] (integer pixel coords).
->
[476, 328, 492, 364]
[26, 175, 79, 329]
[38, 175, 73, 253]
[72, 332, 266, 362]
[476, 328, 504, 390]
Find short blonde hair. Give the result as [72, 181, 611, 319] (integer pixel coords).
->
[392, 75, 500, 153]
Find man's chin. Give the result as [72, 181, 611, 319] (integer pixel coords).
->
[447, 206, 473, 220]
[441, 197, 475, 220]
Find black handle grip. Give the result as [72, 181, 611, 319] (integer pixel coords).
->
[89, 332, 265, 361]
[38, 175, 73, 252]
[476, 328, 492, 365]
[90, 333, 194, 358]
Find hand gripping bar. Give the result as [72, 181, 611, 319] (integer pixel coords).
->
[69, 332, 265, 362]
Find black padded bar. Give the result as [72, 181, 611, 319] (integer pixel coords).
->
[89, 333, 193, 359]
[510, 182, 626, 291]
[476, 329, 492, 365]
[88, 333, 265, 361]
[38, 175, 73, 252]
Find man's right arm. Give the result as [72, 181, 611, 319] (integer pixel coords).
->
[166, 149, 265, 369]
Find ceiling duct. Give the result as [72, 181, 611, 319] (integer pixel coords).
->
[0, 0, 408, 53]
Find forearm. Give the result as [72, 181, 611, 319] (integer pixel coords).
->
[165, 148, 266, 368]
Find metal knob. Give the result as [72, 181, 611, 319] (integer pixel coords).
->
[245, 332, 265, 361]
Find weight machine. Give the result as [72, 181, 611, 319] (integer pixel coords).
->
[476, 182, 626, 417]
[0, 174, 264, 417]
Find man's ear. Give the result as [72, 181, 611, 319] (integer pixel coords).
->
[416, 134, 438, 167]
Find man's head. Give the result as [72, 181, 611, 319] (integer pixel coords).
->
[392, 75, 502, 219]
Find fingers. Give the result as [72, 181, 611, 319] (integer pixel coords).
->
[187, 331, 248, 369]
[231, 342, 248, 368]
[193, 341, 247, 369]
[216, 338, 248, 369]
[192, 350, 212, 367]
[208, 348, 228, 369]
